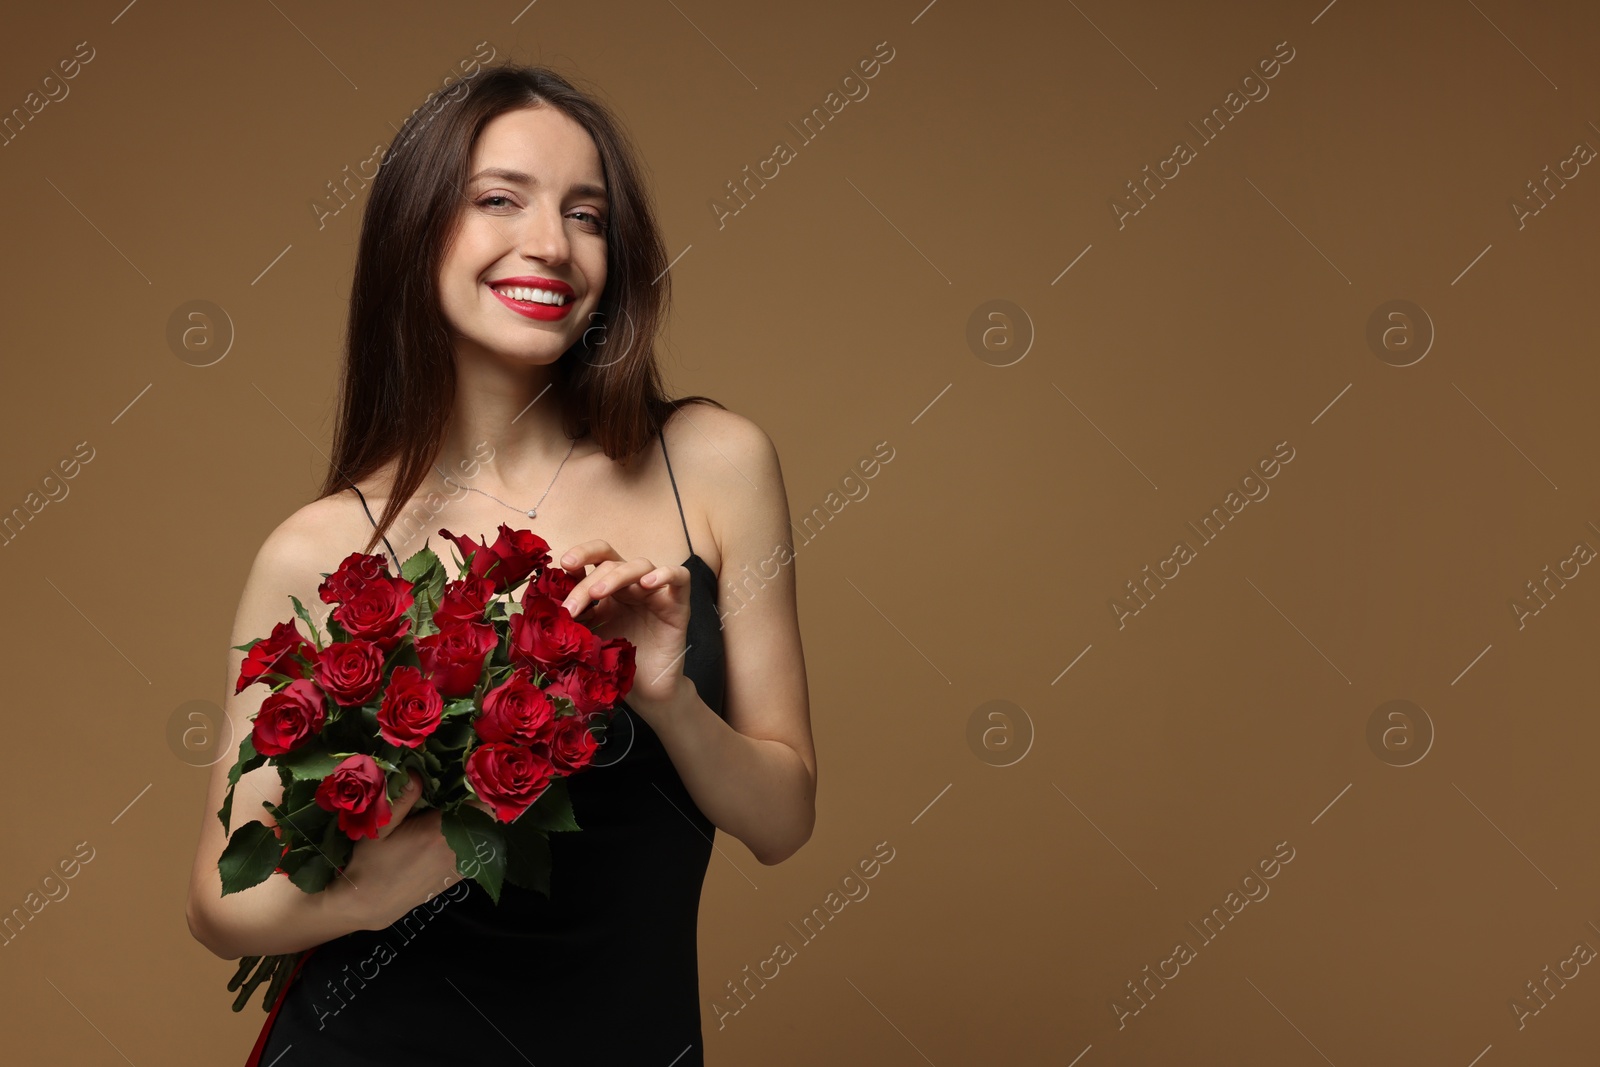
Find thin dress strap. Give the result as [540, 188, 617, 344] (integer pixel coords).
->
[659, 426, 694, 560]
[348, 484, 400, 574]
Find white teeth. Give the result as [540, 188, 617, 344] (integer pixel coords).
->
[494, 285, 570, 306]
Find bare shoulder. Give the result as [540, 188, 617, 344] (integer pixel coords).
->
[267, 490, 369, 564]
[660, 400, 789, 569]
[661, 400, 782, 485]
[241, 490, 374, 617]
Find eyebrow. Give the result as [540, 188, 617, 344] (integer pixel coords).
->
[467, 167, 608, 202]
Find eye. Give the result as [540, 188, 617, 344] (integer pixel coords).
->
[570, 210, 605, 233]
[476, 194, 514, 210]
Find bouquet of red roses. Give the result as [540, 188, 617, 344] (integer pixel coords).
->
[216, 524, 635, 1012]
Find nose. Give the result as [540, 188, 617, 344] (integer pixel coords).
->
[516, 196, 571, 266]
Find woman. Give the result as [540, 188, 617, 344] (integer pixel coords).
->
[185, 64, 815, 1066]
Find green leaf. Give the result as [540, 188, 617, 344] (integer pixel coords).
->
[518, 778, 581, 833]
[401, 546, 448, 635]
[326, 616, 350, 644]
[496, 782, 570, 898]
[231, 638, 263, 653]
[217, 735, 264, 831]
[400, 543, 446, 587]
[321, 817, 356, 864]
[218, 822, 283, 896]
[275, 740, 350, 781]
[280, 774, 323, 815]
[264, 777, 335, 848]
[277, 811, 353, 892]
[288, 595, 324, 651]
[428, 716, 475, 752]
[503, 821, 551, 897]
[230, 733, 260, 776]
[279, 847, 337, 893]
[440, 804, 506, 905]
[421, 745, 444, 775]
[384, 642, 422, 672]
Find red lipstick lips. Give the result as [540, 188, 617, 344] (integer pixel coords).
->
[487, 275, 576, 321]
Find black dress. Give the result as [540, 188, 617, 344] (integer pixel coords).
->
[248, 429, 727, 1066]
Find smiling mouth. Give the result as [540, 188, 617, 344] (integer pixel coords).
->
[489, 283, 573, 307]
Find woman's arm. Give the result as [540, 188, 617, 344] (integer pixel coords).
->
[185, 511, 372, 959]
[637, 410, 817, 866]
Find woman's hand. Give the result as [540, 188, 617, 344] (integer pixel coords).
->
[555, 540, 692, 718]
[334, 770, 491, 931]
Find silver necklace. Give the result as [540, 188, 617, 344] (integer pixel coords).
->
[433, 438, 579, 519]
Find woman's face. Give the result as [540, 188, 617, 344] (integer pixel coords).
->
[437, 104, 609, 368]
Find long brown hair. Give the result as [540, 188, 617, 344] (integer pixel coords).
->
[317, 63, 722, 555]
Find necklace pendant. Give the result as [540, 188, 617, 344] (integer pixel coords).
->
[527, 508, 538, 518]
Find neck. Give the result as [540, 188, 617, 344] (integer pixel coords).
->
[433, 345, 586, 498]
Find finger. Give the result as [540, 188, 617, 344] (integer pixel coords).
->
[376, 777, 416, 844]
[560, 557, 657, 617]
[378, 770, 422, 838]
[544, 549, 589, 582]
[599, 562, 685, 604]
[556, 557, 619, 617]
[551, 542, 617, 615]
[592, 561, 689, 614]
[556, 540, 620, 574]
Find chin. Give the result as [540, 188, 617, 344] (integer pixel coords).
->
[502, 338, 574, 367]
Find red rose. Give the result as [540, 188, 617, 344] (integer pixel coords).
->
[250, 678, 328, 757]
[439, 525, 550, 594]
[377, 666, 444, 748]
[595, 637, 636, 698]
[545, 638, 636, 716]
[545, 663, 612, 717]
[465, 742, 554, 822]
[509, 596, 599, 673]
[435, 577, 497, 628]
[528, 565, 577, 604]
[541, 713, 600, 775]
[333, 573, 415, 651]
[415, 622, 497, 699]
[311, 639, 386, 706]
[475, 666, 555, 745]
[319, 551, 391, 605]
[235, 620, 316, 695]
[313, 754, 393, 840]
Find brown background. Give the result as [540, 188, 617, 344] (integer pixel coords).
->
[2, 0, 1597, 1063]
